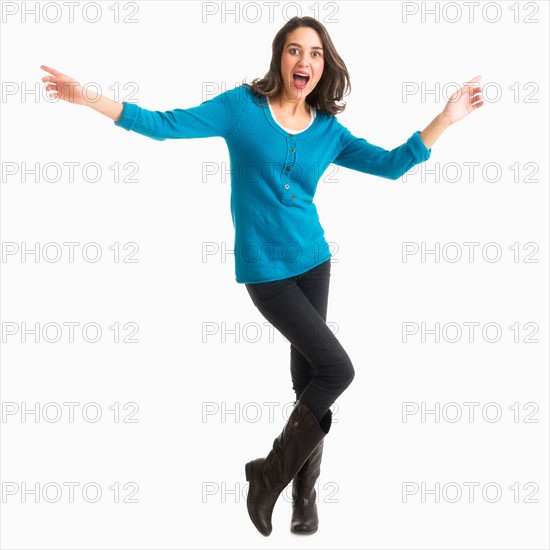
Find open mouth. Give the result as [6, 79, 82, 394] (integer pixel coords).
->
[292, 72, 310, 88]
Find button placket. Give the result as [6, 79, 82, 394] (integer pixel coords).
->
[281, 134, 297, 205]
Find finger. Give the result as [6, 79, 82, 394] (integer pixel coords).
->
[461, 76, 481, 93]
[40, 65, 62, 76]
[462, 80, 480, 96]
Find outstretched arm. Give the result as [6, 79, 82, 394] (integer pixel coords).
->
[419, 74, 484, 149]
[40, 64, 243, 141]
[40, 65, 123, 120]
[332, 75, 484, 180]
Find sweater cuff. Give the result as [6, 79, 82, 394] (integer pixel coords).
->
[114, 101, 139, 131]
[408, 130, 432, 161]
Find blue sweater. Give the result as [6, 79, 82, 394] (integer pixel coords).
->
[114, 85, 432, 284]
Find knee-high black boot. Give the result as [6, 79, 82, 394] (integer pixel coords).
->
[290, 408, 331, 534]
[245, 400, 331, 537]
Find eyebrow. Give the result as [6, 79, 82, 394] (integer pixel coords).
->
[286, 42, 324, 50]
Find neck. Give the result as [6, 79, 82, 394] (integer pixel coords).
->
[271, 92, 310, 116]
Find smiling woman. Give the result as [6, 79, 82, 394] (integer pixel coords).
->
[39, 12, 483, 542]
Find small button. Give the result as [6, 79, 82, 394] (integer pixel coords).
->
[291, 194, 296, 199]
[289, 147, 295, 153]
[284, 184, 290, 189]
[289, 134, 294, 138]
[285, 166, 291, 172]
[292, 420, 299, 428]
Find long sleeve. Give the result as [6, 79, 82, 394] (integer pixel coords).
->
[332, 126, 432, 180]
[113, 86, 246, 141]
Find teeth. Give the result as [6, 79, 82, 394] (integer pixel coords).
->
[295, 73, 308, 77]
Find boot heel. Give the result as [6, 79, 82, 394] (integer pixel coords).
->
[245, 461, 252, 482]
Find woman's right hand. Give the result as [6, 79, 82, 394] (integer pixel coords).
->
[40, 65, 88, 106]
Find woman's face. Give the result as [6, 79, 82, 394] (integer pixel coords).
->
[280, 26, 324, 101]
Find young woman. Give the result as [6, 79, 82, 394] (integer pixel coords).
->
[40, 15, 483, 538]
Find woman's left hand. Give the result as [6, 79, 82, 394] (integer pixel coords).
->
[441, 74, 484, 125]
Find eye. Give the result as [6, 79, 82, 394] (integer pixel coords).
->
[312, 51, 322, 57]
[289, 48, 299, 55]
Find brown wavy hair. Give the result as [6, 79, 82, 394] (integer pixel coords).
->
[241, 16, 351, 115]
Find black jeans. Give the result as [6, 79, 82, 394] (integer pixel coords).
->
[245, 259, 355, 424]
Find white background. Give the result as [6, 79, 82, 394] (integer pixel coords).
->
[1, 1, 548, 548]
